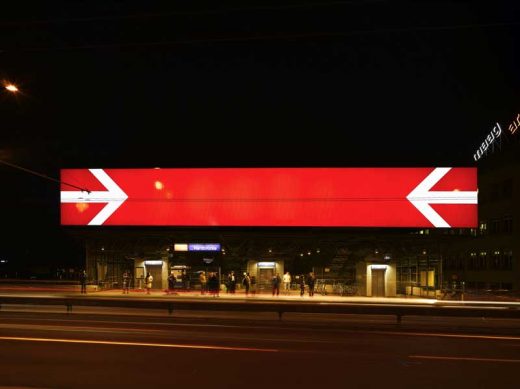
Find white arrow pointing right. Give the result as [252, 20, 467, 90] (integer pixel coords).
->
[407, 167, 478, 228]
[60, 169, 128, 226]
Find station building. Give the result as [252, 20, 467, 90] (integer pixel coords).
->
[65, 135, 518, 297]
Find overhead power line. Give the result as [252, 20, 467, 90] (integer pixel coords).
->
[0, 159, 90, 192]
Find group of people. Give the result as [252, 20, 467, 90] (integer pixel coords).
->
[165, 270, 192, 294]
[198, 271, 220, 296]
[81, 268, 317, 297]
[224, 271, 257, 295]
[271, 271, 316, 297]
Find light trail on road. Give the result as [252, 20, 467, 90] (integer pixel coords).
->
[0, 336, 279, 352]
[410, 355, 520, 363]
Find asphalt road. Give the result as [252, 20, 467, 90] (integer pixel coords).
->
[0, 306, 519, 389]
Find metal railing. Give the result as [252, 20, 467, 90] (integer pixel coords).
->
[1, 295, 518, 323]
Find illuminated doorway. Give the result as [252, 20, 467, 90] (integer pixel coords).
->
[371, 268, 386, 297]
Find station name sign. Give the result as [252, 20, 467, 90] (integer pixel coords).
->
[60, 167, 478, 228]
[173, 243, 221, 252]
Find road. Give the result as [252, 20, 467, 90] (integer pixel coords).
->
[0, 305, 519, 388]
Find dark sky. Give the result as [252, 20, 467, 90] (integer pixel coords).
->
[0, 1, 518, 268]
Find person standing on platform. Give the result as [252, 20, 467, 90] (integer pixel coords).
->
[181, 270, 190, 291]
[229, 271, 236, 294]
[79, 270, 87, 294]
[272, 273, 281, 296]
[145, 273, 153, 295]
[209, 272, 219, 297]
[299, 275, 305, 297]
[250, 275, 257, 296]
[283, 271, 291, 294]
[122, 270, 130, 294]
[199, 272, 207, 295]
[167, 271, 176, 295]
[242, 272, 251, 296]
[307, 272, 316, 297]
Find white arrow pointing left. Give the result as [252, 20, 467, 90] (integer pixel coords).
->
[407, 167, 478, 228]
[60, 169, 128, 226]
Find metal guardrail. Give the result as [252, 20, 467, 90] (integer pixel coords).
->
[0, 295, 519, 323]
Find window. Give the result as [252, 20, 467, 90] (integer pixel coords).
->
[490, 188, 500, 201]
[489, 252, 501, 270]
[502, 178, 513, 198]
[502, 250, 513, 271]
[490, 219, 500, 234]
[478, 252, 487, 270]
[503, 217, 513, 234]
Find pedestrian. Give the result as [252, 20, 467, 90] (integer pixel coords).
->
[283, 271, 291, 294]
[79, 270, 87, 294]
[250, 275, 257, 296]
[242, 272, 251, 296]
[306, 272, 316, 297]
[299, 274, 305, 297]
[145, 272, 153, 294]
[199, 272, 207, 295]
[167, 271, 176, 294]
[209, 272, 219, 297]
[228, 271, 236, 294]
[122, 270, 130, 294]
[272, 273, 281, 296]
[182, 270, 191, 291]
[225, 272, 231, 294]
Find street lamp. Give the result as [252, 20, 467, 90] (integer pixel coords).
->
[4, 83, 19, 93]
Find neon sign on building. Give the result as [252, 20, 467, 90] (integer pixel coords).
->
[473, 123, 502, 162]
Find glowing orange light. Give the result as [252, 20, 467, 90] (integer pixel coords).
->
[0, 336, 278, 352]
[75, 203, 89, 213]
[154, 181, 164, 190]
[4, 84, 18, 92]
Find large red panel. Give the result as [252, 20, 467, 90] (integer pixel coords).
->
[60, 167, 478, 228]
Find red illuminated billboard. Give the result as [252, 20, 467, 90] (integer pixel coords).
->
[60, 167, 477, 228]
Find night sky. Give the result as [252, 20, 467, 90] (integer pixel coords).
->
[0, 1, 518, 269]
